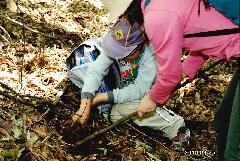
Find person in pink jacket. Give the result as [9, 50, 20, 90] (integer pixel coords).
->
[101, 0, 240, 116]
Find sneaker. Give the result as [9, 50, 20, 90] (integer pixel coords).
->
[171, 127, 190, 151]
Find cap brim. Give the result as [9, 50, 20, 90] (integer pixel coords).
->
[102, 32, 137, 59]
[101, 0, 133, 23]
[107, 15, 117, 24]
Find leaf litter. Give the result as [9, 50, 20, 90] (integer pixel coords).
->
[0, 0, 237, 160]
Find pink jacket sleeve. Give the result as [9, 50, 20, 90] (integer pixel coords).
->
[144, 11, 184, 104]
[182, 52, 208, 79]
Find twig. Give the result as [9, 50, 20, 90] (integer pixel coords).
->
[75, 111, 138, 145]
[22, 113, 27, 134]
[0, 80, 70, 107]
[15, 93, 46, 100]
[0, 82, 26, 101]
[0, 138, 15, 142]
[0, 82, 18, 95]
[0, 14, 66, 45]
[41, 132, 54, 143]
[0, 89, 70, 109]
[0, 34, 10, 43]
[126, 122, 170, 151]
[177, 60, 223, 88]
[0, 87, 66, 112]
[0, 15, 42, 36]
[0, 91, 36, 107]
[0, 25, 11, 40]
[52, 84, 71, 105]
[126, 122, 178, 157]
[35, 108, 50, 123]
[28, 147, 42, 161]
[75, 111, 177, 156]
[146, 152, 162, 161]
[19, 10, 26, 90]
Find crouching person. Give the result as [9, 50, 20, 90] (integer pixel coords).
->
[71, 12, 189, 148]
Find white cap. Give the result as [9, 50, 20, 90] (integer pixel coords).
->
[101, 0, 133, 23]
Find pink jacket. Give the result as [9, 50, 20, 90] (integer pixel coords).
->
[141, 0, 240, 104]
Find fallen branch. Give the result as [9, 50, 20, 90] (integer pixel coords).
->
[0, 82, 19, 96]
[75, 110, 177, 155]
[16, 94, 47, 100]
[75, 111, 138, 146]
[0, 15, 66, 45]
[125, 122, 174, 153]
[0, 90, 70, 109]
[0, 81, 70, 108]
[0, 15, 43, 36]
[0, 91, 36, 107]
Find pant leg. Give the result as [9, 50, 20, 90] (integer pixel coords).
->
[111, 100, 185, 139]
[215, 68, 239, 161]
[224, 73, 240, 161]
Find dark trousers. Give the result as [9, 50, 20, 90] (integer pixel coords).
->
[215, 59, 240, 161]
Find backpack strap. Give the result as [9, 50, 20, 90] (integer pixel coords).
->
[184, 28, 240, 38]
[144, 0, 151, 9]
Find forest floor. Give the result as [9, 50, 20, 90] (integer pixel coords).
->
[0, 0, 237, 160]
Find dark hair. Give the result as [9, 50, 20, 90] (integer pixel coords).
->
[124, 0, 144, 25]
[121, 0, 149, 44]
